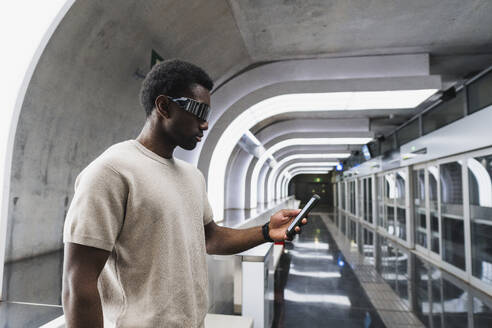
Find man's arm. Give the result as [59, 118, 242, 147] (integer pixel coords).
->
[204, 209, 305, 255]
[63, 242, 110, 328]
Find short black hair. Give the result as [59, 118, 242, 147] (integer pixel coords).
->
[140, 59, 214, 116]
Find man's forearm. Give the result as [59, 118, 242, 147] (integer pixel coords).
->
[63, 283, 104, 328]
[206, 225, 267, 255]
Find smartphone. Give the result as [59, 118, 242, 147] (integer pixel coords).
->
[286, 194, 320, 239]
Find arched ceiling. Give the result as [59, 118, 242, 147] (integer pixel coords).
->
[5, 0, 492, 257]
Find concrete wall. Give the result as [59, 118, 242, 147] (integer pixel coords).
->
[5, 0, 250, 262]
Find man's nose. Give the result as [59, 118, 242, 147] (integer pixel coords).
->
[199, 120, 208, 131]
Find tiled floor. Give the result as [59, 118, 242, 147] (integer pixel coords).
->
[273, 215, 386, 327]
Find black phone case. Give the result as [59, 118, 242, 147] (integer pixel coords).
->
[286, 194, 320, 239]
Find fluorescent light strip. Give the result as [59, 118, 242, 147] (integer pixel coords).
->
[209, 88, 436, 217]
[251, 137, 371, 208]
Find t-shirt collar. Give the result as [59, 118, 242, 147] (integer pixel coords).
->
[130, 140, 176, 166]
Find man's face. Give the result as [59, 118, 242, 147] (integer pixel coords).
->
[163, 84, 210, 150]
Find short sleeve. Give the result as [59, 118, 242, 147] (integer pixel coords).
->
[200, 172, 214, 225]
[63, 162, 128, 251]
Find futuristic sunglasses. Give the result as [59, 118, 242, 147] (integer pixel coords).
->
[167, 96, 210, 121]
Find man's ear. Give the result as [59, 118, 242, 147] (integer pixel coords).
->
[155, 95, 170, 119]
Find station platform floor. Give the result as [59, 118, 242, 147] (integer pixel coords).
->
[273, 214, 386, 327]
[1, 208, 492, 327]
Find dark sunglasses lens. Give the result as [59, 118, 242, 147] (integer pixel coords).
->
[171, 97, 209, 121]
[203, 108, 210, 121]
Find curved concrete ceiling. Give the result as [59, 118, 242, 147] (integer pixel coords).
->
[176, 55, 438, 165]
[242, 144, 362, 209]
[270, 159, 338, 201]
[5, 0, 492, 260]
[265, 155, 349, 201]
[202, 60, 439, 217]
[224, 118, 367, 209]
[249, 133, 373, 209]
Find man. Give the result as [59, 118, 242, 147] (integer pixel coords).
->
[62, 59, 307, 327]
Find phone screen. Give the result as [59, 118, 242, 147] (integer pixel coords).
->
[286, 194, 320, 238]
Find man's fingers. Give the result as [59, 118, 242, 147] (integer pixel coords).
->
[280, 208, 301, 217]
[301, 218, 308, 225]
[295, 226, 301, 233]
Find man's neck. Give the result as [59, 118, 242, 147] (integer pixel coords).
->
[136, 120, 175, 159]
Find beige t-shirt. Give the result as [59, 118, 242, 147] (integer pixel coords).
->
[63, 140, 214, 327]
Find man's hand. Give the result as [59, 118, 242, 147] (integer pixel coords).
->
[268, 209, 307, 241]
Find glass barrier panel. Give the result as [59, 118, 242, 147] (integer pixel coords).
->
[349, 219, 357, 245]
[396, 171, 406, 207]
[396, 248, 409, 307]
[363, 228, 375, 265]
[367, 178, 373, 223]
[362, 179, 367, 221]
[414, 256, 430, 326]
[396, 208, 407, 241]
[473, 296, 492, 327]
[428, 165, 440, 254]
[385, 173, 396, 235]
[396, 171, 407, 240]
[414, 169, 427, 248]
[381, 240, 398, 290]
[468, 155, 492, 285]
[341, 182, 346, 210]
[440, 162, 465, 270]
[377, 176, 385, 228]
[341, 212, 346, 235]
[350, 181, 356, 215]
[441, 279, 468, 327]
[429, 265, 443, 327]
[358, 179, 363, 218]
